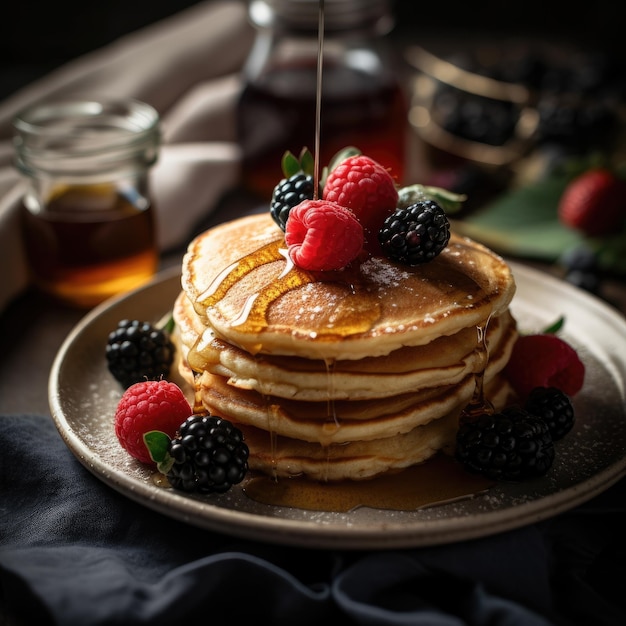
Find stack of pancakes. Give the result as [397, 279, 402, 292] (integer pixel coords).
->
[174, 213, 517, 482]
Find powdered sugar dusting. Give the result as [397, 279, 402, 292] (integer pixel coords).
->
[361, 257, 411, 285]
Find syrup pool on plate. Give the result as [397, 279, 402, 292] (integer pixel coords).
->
[242, 455, 494, 513]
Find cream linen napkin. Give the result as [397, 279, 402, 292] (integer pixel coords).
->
[0, 0, 255, 311]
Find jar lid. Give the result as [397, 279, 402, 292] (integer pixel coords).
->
[249, 0, 394, 34]
[12, 99, 160, 179]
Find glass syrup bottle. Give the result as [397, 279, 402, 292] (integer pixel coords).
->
[237, 0, 409, 199]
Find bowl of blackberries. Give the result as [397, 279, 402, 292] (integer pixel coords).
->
[407, 44, 625, 207]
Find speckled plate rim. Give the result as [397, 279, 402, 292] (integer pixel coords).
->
[49, 262, 626, 550]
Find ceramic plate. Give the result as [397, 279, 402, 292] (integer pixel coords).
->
[49, 263, 626, 549]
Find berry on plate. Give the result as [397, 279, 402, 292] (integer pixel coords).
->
[455, 406, 555, 481]
[504, 333, 585, 401]
[285, 199, 364, 271]
[558, 168, 626, 237]
[322, 154, 398, 253]
[106, 319, 175, 388]
[164, 415, 249, 494]
[525, 386, 576, 441]
[114, 380, 192, 465]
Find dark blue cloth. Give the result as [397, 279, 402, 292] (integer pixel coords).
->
[1, 415, 624, 626]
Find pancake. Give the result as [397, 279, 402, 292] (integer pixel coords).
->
[237, 376, 513, 482]
[239, 409, 459, 482]
[183, 310, 515, 445]
[175, 289, 516, 401]
[174, 212, 518, 481]
[181, 213, 516, 360]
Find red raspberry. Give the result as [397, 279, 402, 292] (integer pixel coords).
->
[504, 334, 585, 401]
[558, 168, 626, 237]
[322, 155, 398, 253]
[114, 380, 192, 465]
[285, 199, 364, 271]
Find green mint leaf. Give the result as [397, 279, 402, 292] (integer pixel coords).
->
[397, 184, 427, 208]
[327, 146, 361, 172]
[397, 184, 467, 213]
[299, 147, 315, 176]
[161, 314, 175, 335]
[157, 456, 175, 476]
[542, 316, 565, 334]
[144, 430, 171, 464]
[421, 186, 467, 213]
[282, 151, 302, 178]
[155, 312, 175, 334]
[320, 166, 329, 191]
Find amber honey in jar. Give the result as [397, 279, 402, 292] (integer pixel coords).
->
[13, 99, 161, 308]
[237, 0, 409, 199]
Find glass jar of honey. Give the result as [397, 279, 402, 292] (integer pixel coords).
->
[13, 99, 161, 308]
[237, 0, 409, 199]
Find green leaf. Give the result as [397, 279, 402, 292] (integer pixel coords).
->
[454, 173, 584, 261]
[144, 430, 171, 464]
[319, 166, 329, 191]
[319, 146, 362, 194]
[156, 456, 175, 475]
[327, 146, 361, 172]
[397, 184, 467, 213]
[422, 186, 467, 212]
[542, 316, 565, 334]
[455, 167, 626, 276]
[161, 315, 175, 335]
[281, 151, 302, 178]
[298, 147, 315, 176]
[155, 312, 175, 334]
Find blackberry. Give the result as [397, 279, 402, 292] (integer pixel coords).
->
[270, 172, 314, 231]
[378, 200, 450, 266]
[558, 246, 602, 295]
[435, 89, 517, 146]
[167, 415, 249, 494]
[525, 386, 575, 441]
[559, 246, 598, 273]
[455, 406, 555, 481]
[564, 270, 601, 294]
[106, 319, 175, 388]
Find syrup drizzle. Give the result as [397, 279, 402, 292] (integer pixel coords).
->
[324, 357, 339, 430]
[266, 401, 280, 480]
[193, 240, 384, 347]
[197, 241, 297, 307]
[196, 241, 313, 336]
[461, 314, 495, 421]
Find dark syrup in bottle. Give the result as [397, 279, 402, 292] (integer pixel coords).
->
[237, 0, 408, 199]
[238, 61, 407, 198]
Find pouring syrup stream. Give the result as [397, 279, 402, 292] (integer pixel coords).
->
[313, 0, 324, 200]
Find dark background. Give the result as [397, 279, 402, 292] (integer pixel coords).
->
[1, 0, 624, 102]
